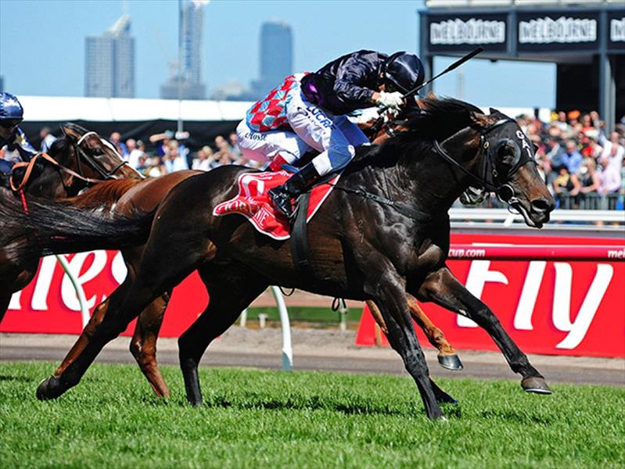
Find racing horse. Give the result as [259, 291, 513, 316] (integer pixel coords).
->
[0, 124, 142, 322]
[36, 97, 555, 419]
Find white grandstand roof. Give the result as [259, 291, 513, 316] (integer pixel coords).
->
[19, 96, 254, 122]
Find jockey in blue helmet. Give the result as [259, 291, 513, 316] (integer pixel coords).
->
[236, 50, 425, 218]
[0, 92, 37, 174]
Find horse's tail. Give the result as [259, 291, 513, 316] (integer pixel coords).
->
[1, 194, 154, 257]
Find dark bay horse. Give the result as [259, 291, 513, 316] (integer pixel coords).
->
[36, 97, 555, 420]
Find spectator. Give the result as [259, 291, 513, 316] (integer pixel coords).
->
[162, 140, 189, 173]
[553, 166, 581, 208]
[39, 127, 57, 152]
[149, 130, 173, 157]
[598, 155, 622, 196]
[110, 132, 128, 157]
[600, 132, 624, 169]
[192, 146, 214, 171]
[561, 139, 583, 174]
[126, 139, 147, 170]
[575, 158, 601, 208]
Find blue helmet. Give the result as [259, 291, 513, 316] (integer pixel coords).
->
[383, 52, 425, 95]
[0, 92, 24, 121]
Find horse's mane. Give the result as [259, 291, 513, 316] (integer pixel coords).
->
[352, 96, 484, 169]
[67, 179, 142, 210]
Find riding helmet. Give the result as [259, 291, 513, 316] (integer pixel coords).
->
[383, 52, 425, 94]
[0, 92, 24, 121]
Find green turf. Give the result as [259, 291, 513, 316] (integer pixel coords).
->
[0, 363, 623, 468]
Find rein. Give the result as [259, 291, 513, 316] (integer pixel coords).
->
[10, 152, 105, 192]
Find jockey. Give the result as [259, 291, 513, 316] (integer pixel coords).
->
[0, 92, 37, 174]
[236, 50, 424, 218]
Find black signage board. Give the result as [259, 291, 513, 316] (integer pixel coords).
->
[426, 13, 508, 53]
[608, 10, 625, 52]
[516, 10, 601, 53]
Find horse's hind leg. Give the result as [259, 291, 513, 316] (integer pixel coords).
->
[406, 295, 463, 371]
[366, 296, 463, 371]
[0, 292, 12, 323]
[37, 238, 211, 400]
[179, 265, 269, 406]
[129, 291, 171, 397]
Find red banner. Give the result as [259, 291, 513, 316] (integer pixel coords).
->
[1, 233, 624, 358]
[356, 234, 625, 358]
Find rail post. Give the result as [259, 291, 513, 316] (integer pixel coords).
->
[270, 286, 292, 371]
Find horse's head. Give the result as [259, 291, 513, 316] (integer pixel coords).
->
[61, 123, 142, 181]
[469, 109, 555, 228]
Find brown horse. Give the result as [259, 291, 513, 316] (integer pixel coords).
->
[35, 97, 555, 420]
[0, 124, 142, 321]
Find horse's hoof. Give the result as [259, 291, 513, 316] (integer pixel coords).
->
[438, 354, 463, 371]
[521, 376, 552, 395]
[36, 375, 65, 401]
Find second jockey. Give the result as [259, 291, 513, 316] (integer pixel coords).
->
[236, 50, 424, 218]
[0, 92, 37, 174]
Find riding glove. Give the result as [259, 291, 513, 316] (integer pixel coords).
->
[375, 91, 404, 110]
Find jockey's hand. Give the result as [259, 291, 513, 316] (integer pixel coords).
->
[375, 91, 404, 111]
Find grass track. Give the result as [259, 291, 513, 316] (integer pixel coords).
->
[1, 362, 624, 468]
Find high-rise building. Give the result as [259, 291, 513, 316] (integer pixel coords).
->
[0, 76, 4, 93]
[160, 0, 206, 100]
[85, 15, 135, 98]
[252, 21, 293, 98]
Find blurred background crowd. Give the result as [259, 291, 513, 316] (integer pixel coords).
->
[2, 110, 623, 210]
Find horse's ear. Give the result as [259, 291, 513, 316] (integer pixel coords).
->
[489, 107, 500, 115]
[61, 123, 81, 141]
[470, 111, 491, 128]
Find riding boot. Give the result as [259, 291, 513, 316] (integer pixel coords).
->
[268, 163, 321, 218]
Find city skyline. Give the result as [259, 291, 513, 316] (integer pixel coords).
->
[0, 0, 556, 108]
[252, 20, 293, 98]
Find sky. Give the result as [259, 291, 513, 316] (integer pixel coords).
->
[0, 0, 556, 108]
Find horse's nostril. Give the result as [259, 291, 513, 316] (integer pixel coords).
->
[531, 198, 553, 213]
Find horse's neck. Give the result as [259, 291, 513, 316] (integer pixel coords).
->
[395, 128, 482, 214]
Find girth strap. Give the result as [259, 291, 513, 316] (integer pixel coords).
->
[290, 192, 317, 283]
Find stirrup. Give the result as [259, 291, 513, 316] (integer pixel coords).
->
[269, 187, 295, 218]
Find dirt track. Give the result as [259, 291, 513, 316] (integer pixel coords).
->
[1, 327, 624, 387]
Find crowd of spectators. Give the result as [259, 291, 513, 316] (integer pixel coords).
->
[105, 130, 258, 178]
[517, 110, 624, 210]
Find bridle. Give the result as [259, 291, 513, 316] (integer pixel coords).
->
[73, 131, 129, 180]
[432, 117, 537, 206]
[10, 132, 128, 192]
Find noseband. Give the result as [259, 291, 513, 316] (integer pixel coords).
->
[74, 131, 129, 180]
[432, 118, 536, 205]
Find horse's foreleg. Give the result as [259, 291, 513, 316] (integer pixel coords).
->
[418, 266, 551, 394]
[366, 269, 443, 420]
[129, 292, 171, 398]
[406, 294, 463, 371]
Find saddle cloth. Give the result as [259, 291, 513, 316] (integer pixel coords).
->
[213, 170, 339, 240]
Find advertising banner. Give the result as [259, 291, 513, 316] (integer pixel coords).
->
[516, 10, 601, 52]
[426, 13, 509, 53]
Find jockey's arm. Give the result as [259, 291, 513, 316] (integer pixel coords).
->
[7, 127, 37, 162]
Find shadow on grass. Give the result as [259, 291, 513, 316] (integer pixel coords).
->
[196, 395, 412, 416]
[0, 374, 32, 383]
